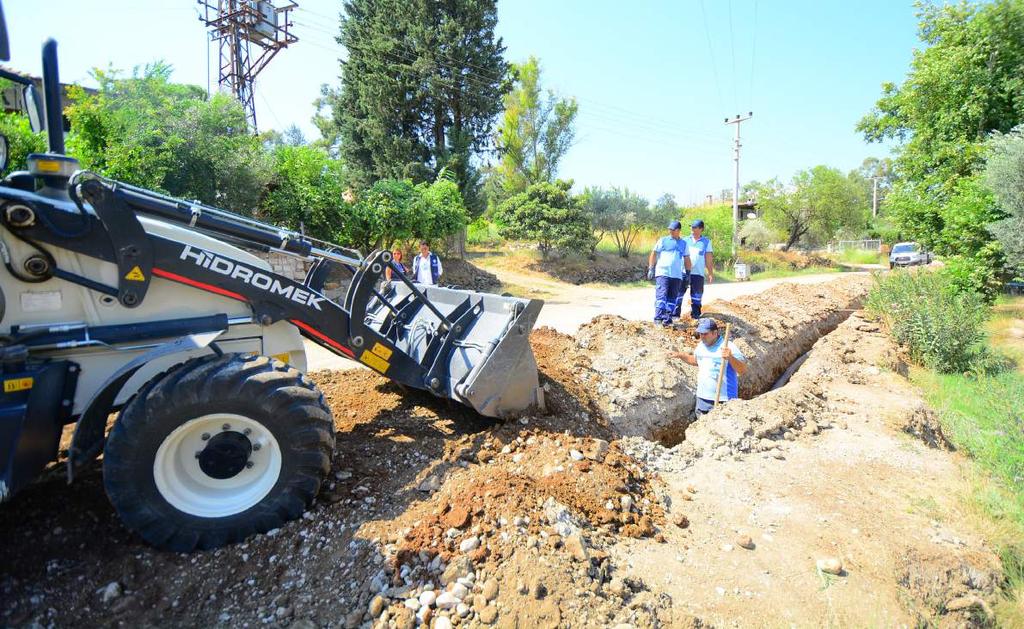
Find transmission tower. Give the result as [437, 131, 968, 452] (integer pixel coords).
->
[198, 1, 298, 132]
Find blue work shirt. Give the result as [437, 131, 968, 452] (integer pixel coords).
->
[685, 235, 713, 277]
[652, 236, 688, 279]
[694, 337, 745, 402]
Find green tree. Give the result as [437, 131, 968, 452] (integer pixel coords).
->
[0, 110, 46, 176]
[415, 172, 469, 246]
[681, 204, 734, 252]
[584, 186, 651, 257]
[345, 179, 420, 253]
[260, 144, 347, 239]
[65, 63, 270, 213]
[651, 193, 680, 228]
[858, 0, 1024, 295]
[324, 0, 507, 214]
[343, 175, 468, 254]
[488, 57, 578, 207]
[494, 180, 594, 259]
[756, 166, 868, 250]
[984, 127, 1024, 280]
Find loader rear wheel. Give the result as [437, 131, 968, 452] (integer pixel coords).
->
[103, 353, 335, 552]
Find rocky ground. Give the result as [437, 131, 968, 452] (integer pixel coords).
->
[0, 276, 1010, 628]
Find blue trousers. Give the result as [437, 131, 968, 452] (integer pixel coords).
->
[654, 276, 683, 323]
[685, 274, 705, 318]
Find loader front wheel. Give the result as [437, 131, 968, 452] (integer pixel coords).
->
[103, 354, 335, 552]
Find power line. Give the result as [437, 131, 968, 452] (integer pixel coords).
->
[728, 0, 737, 110]
[293, 25, 726, 144]
[698, 0, 725, 112]
[749, 0, 758, 109]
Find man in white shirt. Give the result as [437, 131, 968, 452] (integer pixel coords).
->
[411, 240, 443, 286]
[669, 317, 747, 417]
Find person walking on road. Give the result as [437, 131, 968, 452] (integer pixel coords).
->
[680, 219, 714, 319]
[647, 220, 691, 326]
[411, 240, 443, 286]
[669, 317, 747, 417]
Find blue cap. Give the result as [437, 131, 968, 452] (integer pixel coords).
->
[668, 220, 682, 230]
[691, 219, 705, 229]
[695, 318, 718, 334]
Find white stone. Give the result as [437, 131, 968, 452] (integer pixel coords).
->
[569, 449, 584, 461]
[404, 597, 420, 611]
[459, 536, 480, 553]
[450, 582, 469, 600]
[435, 591, 458, 609]
[419, 590, 437, 607]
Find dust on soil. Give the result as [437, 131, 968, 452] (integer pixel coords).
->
[0, 276, 1009, 628]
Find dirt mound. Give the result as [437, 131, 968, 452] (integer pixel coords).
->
[354, 426, 671, 627]
[528, 252, 647, 285]
[535, 274, 873, 438]
[441, 258, 501, 292]
[896, 546, 1003, 626]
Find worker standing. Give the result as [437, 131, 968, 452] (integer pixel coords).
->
[669, 317, 747, 416]
[647, 220, 691, 326]
[680, 219, 714, 319]
[411, 240, 443, 286]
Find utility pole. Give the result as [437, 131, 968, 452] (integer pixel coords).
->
[870, 176, 881, 218]
[198, 1, 298, 132]
[724, 112, 753, 257]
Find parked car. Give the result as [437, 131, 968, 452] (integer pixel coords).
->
[889, 242, 933, 269]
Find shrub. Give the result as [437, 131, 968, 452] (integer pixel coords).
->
[866, 271, 994, 374]
[680, 204, 733, 254]
[738, 218, 774, 251]
[493, 180, 595, 259]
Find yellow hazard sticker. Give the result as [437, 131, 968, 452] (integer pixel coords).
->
[4, 377, 33, 393]
[271, 352, 291, 365]
[360, 349, 390, 374]
[371, 342, 393, 361]
[35, 160, 61, 173]
[124, 266, 146, 281]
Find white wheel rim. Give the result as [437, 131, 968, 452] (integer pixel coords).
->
[153, 413, 282, 518]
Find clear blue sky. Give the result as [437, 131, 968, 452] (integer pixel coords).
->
[7, 0, 918, 205]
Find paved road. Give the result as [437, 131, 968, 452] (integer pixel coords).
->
[303, 271, 866, 371]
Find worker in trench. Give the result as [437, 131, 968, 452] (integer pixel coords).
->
[668, 317, 748, 416]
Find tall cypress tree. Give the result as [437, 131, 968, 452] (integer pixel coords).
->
[326, 0, 507, 214]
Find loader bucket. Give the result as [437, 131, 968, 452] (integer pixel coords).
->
[362, 282, 544, 418]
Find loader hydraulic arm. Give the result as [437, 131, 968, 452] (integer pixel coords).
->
[0, 173, 544, 417]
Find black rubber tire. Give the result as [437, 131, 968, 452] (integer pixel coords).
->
[103, 353, 334, 552]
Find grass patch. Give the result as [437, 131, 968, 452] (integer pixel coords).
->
[907, 298, 1024, 623]
[838, 248, 885, 265]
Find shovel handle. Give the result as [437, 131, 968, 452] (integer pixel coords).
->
[713, 323, 732, 409]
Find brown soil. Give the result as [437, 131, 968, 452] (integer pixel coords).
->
[0, 277, 1010, 628]
[440, 258, 500, 292]
[527, 252, 648, 285]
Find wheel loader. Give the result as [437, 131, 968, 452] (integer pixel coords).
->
[0, 9, 543, 552]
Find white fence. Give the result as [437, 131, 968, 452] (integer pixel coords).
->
[833, 239, 881, 252]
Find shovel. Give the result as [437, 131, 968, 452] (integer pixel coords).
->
[713, 323, 732, 409]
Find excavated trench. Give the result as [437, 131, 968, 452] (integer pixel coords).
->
[540, 274, 874, 444]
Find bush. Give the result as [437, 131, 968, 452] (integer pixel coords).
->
[494, 180, 595, 259]
[738, 218, 774, 250]
[0, 109, 46, 176]
[680, 204, 733, 254]
[866, 271, 995, 374]
[941, 241, 1005, 304]
[467, 217, 502, 247]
